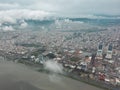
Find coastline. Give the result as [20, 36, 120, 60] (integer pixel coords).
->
[0, 59, 104, 90]
[17, 59, 120, 90]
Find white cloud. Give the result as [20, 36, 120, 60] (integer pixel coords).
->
[43, 60, 63, 83]
[30, 0, 120, 16]
[0, 3, 20, 10]
[0, 9, 51, 20]
[0, 16, 16, 24]
[0, 0, 120, 17]
[20, 20, 28, 28]
[44, 60, 63, 74]
[0, 9, 52, 24]
[0, 9, 53, 31]
[2, 26, 14, 31]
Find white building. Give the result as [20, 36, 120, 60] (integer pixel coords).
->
[106, 44, 113, 59]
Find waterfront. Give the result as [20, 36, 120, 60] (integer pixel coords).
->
[0, 60, 103, 90]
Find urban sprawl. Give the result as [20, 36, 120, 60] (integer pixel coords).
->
[0, 21, 120, 90]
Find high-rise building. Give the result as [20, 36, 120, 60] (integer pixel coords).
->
[91, 54, 96, 66]
[106, 44, 113, 59]
[96, 43, 103, 59]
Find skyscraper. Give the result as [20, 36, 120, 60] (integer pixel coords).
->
[96, 43, 103, 59]
[106, 44, 113, 59]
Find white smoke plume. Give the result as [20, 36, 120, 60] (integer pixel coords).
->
[44, 60, 63, 74]
[43, 60, 64, 83]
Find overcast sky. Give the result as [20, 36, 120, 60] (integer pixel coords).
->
[0, 0, 120, 17]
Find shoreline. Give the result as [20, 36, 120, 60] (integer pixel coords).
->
[17, 59, 120, 90]
[0, 59, 104, 90]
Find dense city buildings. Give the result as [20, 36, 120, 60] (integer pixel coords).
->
[0, 18, 120, 89]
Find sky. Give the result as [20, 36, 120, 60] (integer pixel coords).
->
[0, 0, 120, 17]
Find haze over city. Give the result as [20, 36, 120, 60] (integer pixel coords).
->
[0, 0, 120, 90]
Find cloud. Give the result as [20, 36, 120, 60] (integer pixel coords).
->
[0, 3, 20, 10]
[0, 9, 53, 31]
[0, 9, 51, 20]
[0, 16, 16, 24]
[0, 9, 52, 24]
[43, 60, 64, 83]
[0, 0, 35, 5]
[44, 60, 63, 74]
[20, 20, 28, 28]
[30, 0, 120, 16]
[0, 0, 120, 17]
[2, 26, 14, 31]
